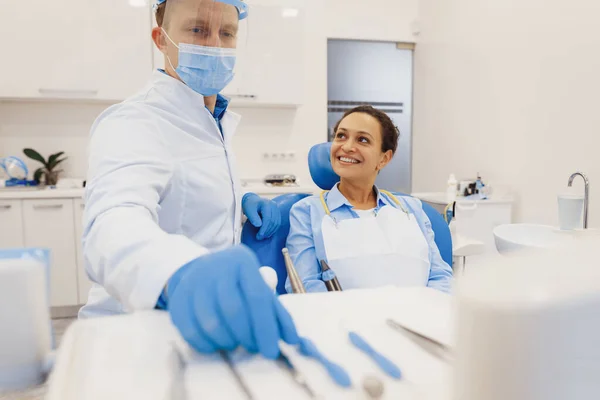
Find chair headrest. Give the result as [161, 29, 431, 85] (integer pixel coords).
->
[308, 142, 340, 190]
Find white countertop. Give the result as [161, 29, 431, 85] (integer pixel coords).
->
[242, 183, 319, 195]
[412, 192, 515, 205]
[0, 188, 85, 200]
[0, 184, 319, 200]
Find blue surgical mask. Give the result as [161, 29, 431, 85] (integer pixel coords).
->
[162, 29, 236, 96]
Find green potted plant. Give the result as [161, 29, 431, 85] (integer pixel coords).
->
[23, 148, 67, 186]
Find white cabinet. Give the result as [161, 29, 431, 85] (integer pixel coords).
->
[223, 1, 305, 106]
[0, 0, 73, 98]
[0, 200, 24, 248]
[152, 0, 305, 107]
[226, 1, 305, 106]
[82, 0, 154, 101]
[454, 202, 513, 253]
[73, 199, 93, 305]
[22, 199, 79, 307]
[413, 192, 514, 255]
[0, 0, 153, 101]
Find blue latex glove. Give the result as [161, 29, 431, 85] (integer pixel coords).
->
[166, 245, 299, 359]
[242, 193, 281, 240]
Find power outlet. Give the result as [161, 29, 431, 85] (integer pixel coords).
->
[263, 152, 296, 161]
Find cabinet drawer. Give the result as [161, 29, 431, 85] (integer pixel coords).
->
[0, 200, 24, 248]
[22, 199, 78, 307]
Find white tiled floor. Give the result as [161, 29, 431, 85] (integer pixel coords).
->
[0, 318, 76, 400]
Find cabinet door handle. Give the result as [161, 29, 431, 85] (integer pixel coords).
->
[38, 88, 98, 98]
[33, 204, 64, 210]
[0, 205, 12, 210]
[229, 94, 257, 99]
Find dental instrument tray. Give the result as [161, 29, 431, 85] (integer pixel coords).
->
[263, 174, 297, 186]
[45, 287, 453, 400]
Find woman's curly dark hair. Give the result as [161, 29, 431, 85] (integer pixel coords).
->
[333, 105, 400, 154]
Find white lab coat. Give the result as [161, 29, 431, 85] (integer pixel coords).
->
[79, 71, 243, 318]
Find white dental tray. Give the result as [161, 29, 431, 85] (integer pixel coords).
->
[46, 287, 453, 400]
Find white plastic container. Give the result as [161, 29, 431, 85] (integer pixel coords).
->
[0, 258, 52, 391]
[558, 194, 584, 230]
[454, 238, 600, 400]
[446, 173, 458, 203]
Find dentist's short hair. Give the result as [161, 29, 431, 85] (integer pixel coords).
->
[155, 2, 167, 27]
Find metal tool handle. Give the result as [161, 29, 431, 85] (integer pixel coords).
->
[219, 350, 255, 400]
[282, 248, 306, 293]
[320, 260, 343, 291]
[330, 277, 343, 291]
[324, 279, 337, 292]
[386, 319, 452, 362]
[277, 351, 317, 398]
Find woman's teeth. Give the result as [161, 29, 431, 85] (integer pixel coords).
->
[340, 157, 358, 163]
[339, 156, 359, 164]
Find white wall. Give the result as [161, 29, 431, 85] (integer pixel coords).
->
[413, 0, 600, 226]
[0, 101, 105, 181]
[0, 0, 418, 188]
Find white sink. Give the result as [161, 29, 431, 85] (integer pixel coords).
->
[493, 224, 575, 255]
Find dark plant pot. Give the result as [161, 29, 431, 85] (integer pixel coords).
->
[45, 171, 59, 186]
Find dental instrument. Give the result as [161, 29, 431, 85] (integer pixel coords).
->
[297, 337, 352, 388]
[282, 248, 307, 293]
[277, 349, 318, 399]
[386, 319, 452, 361]
[319, 260, 343, 292]
[219, 350, 255, 400]
[348, 331, 402, 379]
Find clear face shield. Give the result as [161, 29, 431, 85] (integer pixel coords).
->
[155, 0, 248, 96]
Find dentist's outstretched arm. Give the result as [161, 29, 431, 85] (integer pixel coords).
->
[164, 245, 299, 359]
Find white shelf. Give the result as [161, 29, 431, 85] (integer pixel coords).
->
[0, 185, 319, 200]
[411, 192, 515, 205]
[242, 184, 318, 196]
[0, 188, 85, 200]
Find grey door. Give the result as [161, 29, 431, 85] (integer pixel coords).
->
[327, 39, 413, 193]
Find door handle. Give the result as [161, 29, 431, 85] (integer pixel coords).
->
[0, 205, 12, 210]
[229, 94, 257, 99]
[33, 204, 64, 210]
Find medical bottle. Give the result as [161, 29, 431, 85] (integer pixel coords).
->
[446, 174, 458, 203]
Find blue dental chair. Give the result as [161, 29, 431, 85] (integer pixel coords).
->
[241, 142, 453, 295]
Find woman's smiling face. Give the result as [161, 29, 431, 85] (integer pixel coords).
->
[331, 112, 393, 181]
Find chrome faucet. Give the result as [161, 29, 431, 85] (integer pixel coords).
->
[568, 172, 589, 229]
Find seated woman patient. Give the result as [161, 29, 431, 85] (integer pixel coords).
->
[285, 106, 453, 293]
